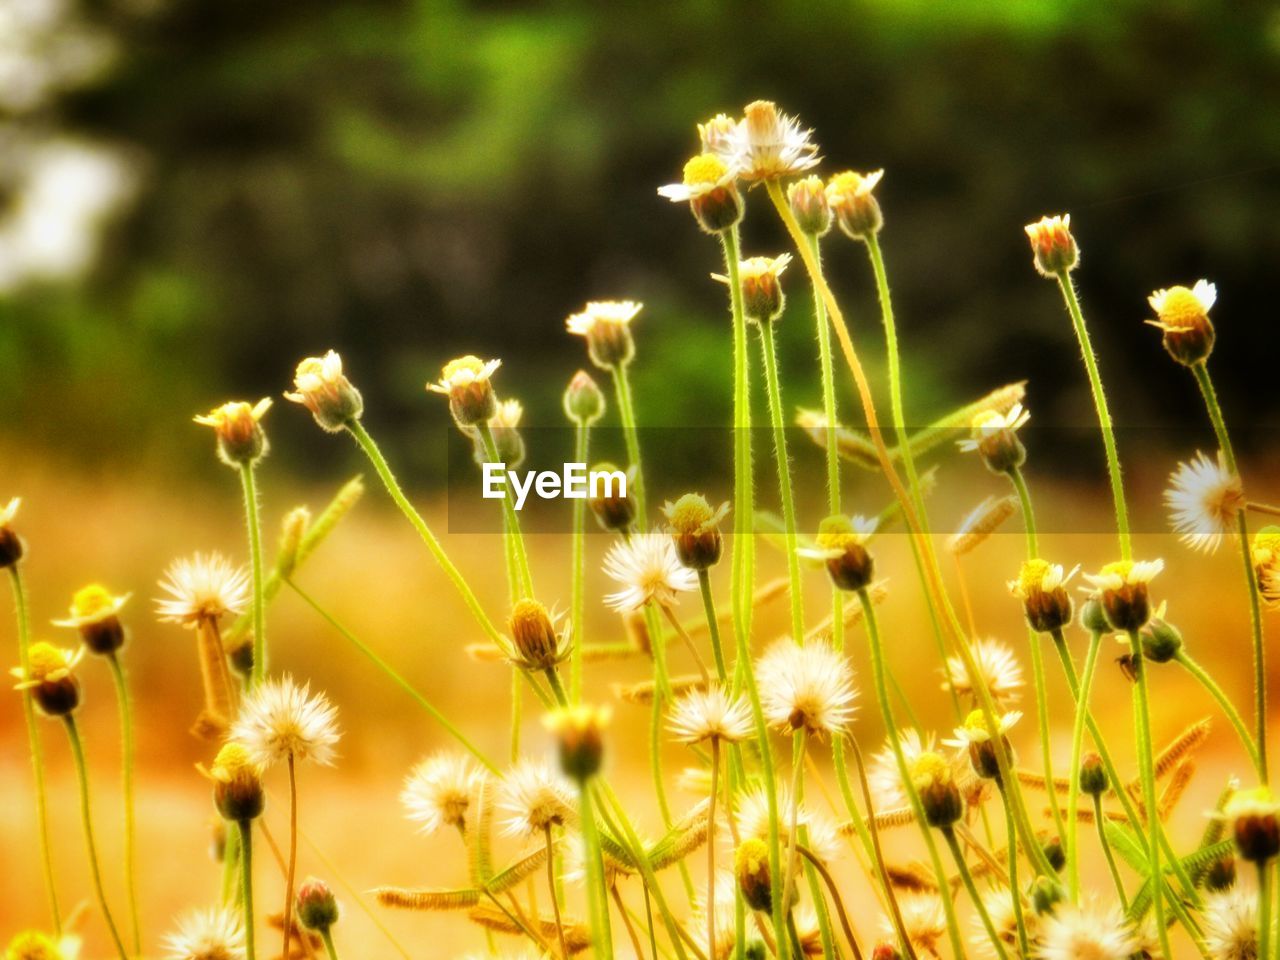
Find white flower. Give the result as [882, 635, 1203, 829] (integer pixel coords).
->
[1203, 888, 1257, 960]
[657, 154, 738, 203]
[162, 906, 246, 960]
[230, 675, 340, 768]
[401, 752, 485, 836]
[946, 709, 1021, 747]
[943, 639, 1024, 709]
[1036, 900, 1137, 960]
[957, 402, 1030, 452]
[796, 514, 878, 562]
[0, 497, 19, 526]
[734, 783, 841, 863]
[1149, 278, 1216, 317]
[602, 532, 697, 612]
[756, 639, 857, 736]
[971, 888, 1034, 959]
[889, 894, 948, 956]
[426, 356, 501, 396]
[667, 686, 753, 745]
[155, 553, 250, 627]
[1082, 559, 1164, 594]
[1009, 559, 1079, 599]
[718, 100, 820, 182]
[869, 729, 936, 810]
[565, 300, 643, 338]
[1165, 451, 1243, 554]
[497, 759, 575, 837]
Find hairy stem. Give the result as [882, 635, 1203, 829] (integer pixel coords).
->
[1066, 631, 1103, 901]
[1092, 794, 1129, 909]
[107, 652, 142, 956]
[611, 362, 647, 526]
[282, 754, 299, 960]
[320, 929, 339, 960]
[239, 820, 257, 960]
[996, 781, 1030, 958]
[477, 421, 535, 598]
[240, 462, 267, 685]
[943, 826, 1010, 960]
[1176, 650, 1263, 777]
[571, 419, 590, 702]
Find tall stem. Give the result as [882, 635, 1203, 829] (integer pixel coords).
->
[1092, 794, 1129, 909]
[9, 567, 61, 935]
[64, 715, 128, 959]
[282, 754, 299, 960]
[319, 929, 340, 960]
[571, 419, 590, 702]
[943, 826, 1010, 960]
[996, 781, 1031, 958]
[610, 362, 647, 526]
[1176, 650, 1263, 777]
[106, 652, 142, 957]
[698, 571, 728, 683]
[707, 738, 720, 959]
[807, 234, 840, 512]
[238, 820, 257, 960]
[240, 462, 267, 685]
[782, 731, 808, 914]
[545, 826, 569, 959]
[1258, 861, 1272, 960]
[849, 738, 916, 960]
[1066, 631, 1103, 901]
[477, 421, 534, 598]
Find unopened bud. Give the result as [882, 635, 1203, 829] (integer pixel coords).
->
[509, 600, 565, 671]
[211, 742, 265, 822]
[1024, 215, 1078, 277]
[429, 356, 501, 427]
[588, 463, 636, 533]
[296, 877, 340, 932]
[1079, 596, 1110, 635]
[1030, 876, 1064, 915]
[787, 176, 831, 236]
[285, 351, 363, 432]
[1148, 281, 1216, 367]
[1140, 615, 1182, 664]
[194, 399, 272, 467]
[563, 370, 605, 425]
[544, 704, 609, 782]
[0, 498, 23, 569]
[1079, 753, 1108, 797]
[911, 752, 963, 828]
[827, 170, 884, 241]
[738, 255, 791, 323]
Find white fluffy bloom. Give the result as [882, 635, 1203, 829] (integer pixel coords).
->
[889, 894, 948, 956]
[869, 729, 935, 810]
[497, 759, 575, 837]
[162, 906, 246, 960]
[667, 686, 754, 745]
[155, 553, 249, 627]
[1036, 900, 1136, 960]
[1202, 888, 1257, 960]
[1165, 451, 1243, 554]
[401, 752, 485, 836]
[565, 300, 642, 338]
[943, 638, 1024, 709]
[602, 532, 697, 612]
[230, 675, 340, 768]
[716, 100, 819, 182]
[756, 638, 857, 736]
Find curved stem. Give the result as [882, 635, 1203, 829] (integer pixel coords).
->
[660, 602, 710, 685]
[545, 826, 569, 959]
[610, 362, 647, 526]
[1175, 650, 1263, 777]
[319, 928, 339, 960]
[849, 738, 916, 960]
[239, 820, 257, 960]
[1092, 794, 1129, 909]
[477, 421, 534, 598]
[698, 571, 728, 683]
[796, 845, 864, 960]
[807, 233, 840, 512]
[64, 715, 128, 959]
[1067, 631, 1103, 901]
[570, 420, 590, 702]
[943, 826, 1010, 960]
[282, 754, 299, 960]
[609, 882, 646, 960]
[106, 652, 142, 957]
[1008, 467, 1038, 557]
[996, 781, 1031, 958]
[240, 462, 267, 685]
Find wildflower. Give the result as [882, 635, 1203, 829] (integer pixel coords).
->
[827, 169, 885, 241]
[284, 350, 363, 432]
[401, 753, 485, 835]
[155, 553, 250, 627]
[53, 583, 129, 654]
[562, 369, 605, 425]
[588, 462, 637, 533]
[756, 638, 857, 736]
[948, 495, 1018, 556]
[544, 703, 610, 782]
[971, 888, 1034, 959]
[958, 403, 1030, 474]
[427, 355, 501, 427]
[869, 729, 936, 809]
[508, 599, 569, 672]
[11, 642, 83, 717]
[736, 254, 791, 323]
[207, 742, 264, 822]
[1010, 558, 1078, 634]
[892, 894, 948, 956]
[1036, 900, 1137, 960]
[720, 100, 819, 182]
[4, 931, 79, 960]
[1202, 888, 1257, 960]
[1218, 786, 1280, 864]
[295, 878, 340, 934]
[910, 751, 963, 827]
[657, 153, 743, 234]
[1165, 451, 1243, 554]
[697, 113, 739, 157]
[733, 838, 773, 911]
[230, 675, 341, 769]
[787, 175, 831, 236]
[497, 759, 576, 837]
[161, 906, 246, 960]
[800, 514, 877, 593]
[1252, 527, 1280, 609]
[602, 531, 698, 612]
[667, 686, 753, 744]
[735, 783, 840, 863]
[1024, 214, 1078, 277]
[947, 708, 1021, 781]
[566, 300, 641, 370]
[1148, 279, 1217, 367]
[1079, 752, 1108, 797]
[1205, 854, 1237, 893]
[194, 398, 272, 467]
[943, 638, 1024, 709]
[474, 398, 525, 468]
[1138, 604, 1183, 663]
[1083, 559, 1164, 632]
[0, 497, 25, 568]
[662, 494, 729, 570]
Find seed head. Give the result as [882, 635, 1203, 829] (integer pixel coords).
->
[1148, 279, 1217, 366]
[1165, 450, 1243, 554]
[161, 906, 246, 960]
[53, 583, 129, 654]
[4, 931, 76, 960]
[427, 355, 501, 427]
[230, 674, 341, 769]
[756, 638, 857, 736]
[1024, 214, 1078, 277]
[602, 531, 698, 613]
[667, 686, 753, 745]
[721, 100, 820, 183]
[156, 553, 250, 628]
[401, 753, 485, 835]
[1253, 527, 1280, 610]
[497, 759, 576, 837]
[194, 398, 272, 467]
[826, 170, 884, 241]
[1203, 888, 1257, 960]
[942, 638, 1023, 709]
[285, 351, 363, 432]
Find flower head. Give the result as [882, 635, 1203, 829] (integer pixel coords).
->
[799, 514, 877, 592]
[971, 889, 1036, 959]
[667, 686, 753, 744]
[787, 175, 831, 236]
[1218, 786, 1280, 863]
[958, 403, 1030, 474]
[162, 906, 246, 960]
[911, 750, 964, 827]
[892, 894, 948, 956]
[1036, 900, 1137, 960]
[295, 878, 340, 933]
[53, 583, 130, 654]
[1165, 451, 1243, 554]
[602, 532, 698, 612]
[1202, 888, 1257, 960]
[943, 639, 1023, 709]
[662, 494, 729, 570]
[658, 154, 743, 234]
[208, 742, 264, 822]
[284, 351, 363, 431]
[1010, 558, 1078, 633]
[563, 369, 605, 425]
[0, 497, 24, 568]
[1024, 214, 1078, 277]
[507, 599, 570, 671]
[736, 254, 791, 323]
[756, 638, 857, 736]
[230, 675, 341, 768]
[566, 300, 641, 369]
[11, 641, 83, 716]
[4, 931, 79, 960]
[722, 100, 820, 182]
[1148, 279, 1217, 366]
[427, 355, 501, 426]
[194, 398, 272, 467]
[1082, 559, 1164, 632]
[826, 170, 884, 240]
[544, 703, 610, 781]
[1253, 527, 1280, 610]
[401, 753, 485, 835]
[156, 553, 250, 627]
[869, 729, 936, 810]
[697, 114, 739, 157]
[947, 708, 1021, 780]
[474, 397, 525, 468]
[497, 759, 576, 837]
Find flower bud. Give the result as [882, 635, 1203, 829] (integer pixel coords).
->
[1148, 281, 1216, 367]
[954, 709, 1019, 782]
[1084, 560, 1163, 632]
[566, 301, 641, 370]
[428, 356, 501, 427]
[1139, 615, 1182, 664]
[1079, 596, 1110, 635]
[1011, 559, 1075, 634]
[805, 515, 876, 593]
[53, 584, 129, 655]
[473, 399, 526, 469]
[871, 944, 904, 960]
[787, 176, 831, 236]
[296, 877, 340, 932]
[544, 704, 609, 782]
[210, 742, 265, 822]
[227, 638, 254, 679]
[658, 154, 743, 234]
[961, 406, 1029, 475]
[826, 170, 884, 241]
[738, 255, 791, 323]
[1030, 876, 1064, 915]
[285, 351, 364, 432]
[911, 752, 963, 828]
[588, 463, 636, 533]
[0, 498, 25, 569]
[1024, 215, 1078, 277]
[563, 370, 605, 425]
[194, 399, 272, 467]
[1204, 854, 1236, 892]
[1223, 787, 1280, 864]
[12, 642, 83, 717]
[662, 494, 728, 570]
[509, 599, 566, 671]
[1079, 752, 1108, 797]
[1043, 836, 1065, 872]
[734, 838, 774, 912]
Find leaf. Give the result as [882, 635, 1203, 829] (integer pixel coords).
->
[1102, 820, 1149, 874]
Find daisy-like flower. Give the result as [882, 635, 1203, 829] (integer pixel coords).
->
[194, 398, 272, 467]
[958, 403, 1030, 474]
[507, 599, 570, 672]
[947, 708, 1021, 781]
[826, 169, 885, 240]
[1082, 559, 1164, 632]
[720, 100, 819, 182]
[888, 894, 948, 957]
[797, 514, 877, 593]
[869, 729, 937, 810]
[1216, 785, 1280, 864]
[566, 300, 642, 370]
[1253, 528, 1280, 609]
[497, 759, 576, 837]
[658, 154, 743, 236]
[4, 930, 81, 960]
[53, 583, 130, 654]
[284, 350, 363, 432]
[1147, 279, 1217, 367]
[12, 641, 84, 716]
[943, 638, 1024, 709]
[602, 532, 698, 613]
[0, 496, 24, 568]
[971, 888, 1036, 959]
[1024, 213, 1078, 277]
[1036, 900, 1137, 960]
[230, 675, 341, 769]
[155, 553, 250, 627]
[733, 254, 791, 323]
[1010, 558, 1079, 634]
[948, 495, 1018, 557]
[427, 355, 502, 427]
[667, 686, 754, 745]
[1164, 451, 1243, 554]
[662, 494, 729, 571]
[1202, 888, 1258, 960]
[162, 906, 246, 960]
[401, 752, 486, 836]
[756, 638, 857, 736]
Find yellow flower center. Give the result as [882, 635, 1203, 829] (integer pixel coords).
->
[665, 494, 714, 534]
[827, 171, 873, 198]
[1099, 560, 1134, 582]
[909, 751, 951, 788]
[212, 742, 256, 779]
[815, 516, 862, 552]
[440, 355, 488, 382]
[682, 154, 729, 187]
[962, 709, 992, 738]
[1154, 286, 1209, 329]
[1017, 559, 1052, 595]
[24, 642, 73, 682]
[70, 583, 117, 620]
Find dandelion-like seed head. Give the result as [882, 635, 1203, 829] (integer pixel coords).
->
[1148, 279, 1217, 366]
[1010, 558, 1078, 634]
[736, 253, 791, 323]
[230, 675, 341, 769]
[401, 753, 485, 835]
[156, 553, 250, 628]
[756, 638, 857, 736]
[943, 638, 1023, 709]
[544, 703, 610, 782]
[566, 300, 642, 369]
[1202, 888, 1258, 960]
[958, 403, 1030, 474]
[0, 496, 24, 568]
[427, 355, 502, 427]
[826, 169, 885, 240]
[497, 759, 576, 837]
[11, 641, 83, 717]
[1037, 900, 1137, 960]
[720, 100, 819, 182]
[284, 350, 363, 432]
[893, 894, 948, 956]
[161, 906, 246, 960]
[1165, 451, 1243, 554]
[662, 494, 729, 570]
[602, 532, 698, 613]
[194, 398, 272, 467]
[667, 686, 753, 745]
[1083, 559, 1163, 632]
[800, 513, 877, 593]
[53, 583, 130, 654]
[869, 729, 934, 810]
[971, 888, 1035, 959]
[1024, 213, 1078, 277]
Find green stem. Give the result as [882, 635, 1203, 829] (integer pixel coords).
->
[9, 567, 61, 936]
[1176, 650, 1263, 777]
[571, 420, 590, 702]
[282, 754, 298, 960]
[1258, 861, 1272, 960]
[320, 928, 340, 960]
[287, 579, 500, 773]
[807, 234, 840, 512]
[240, 462, 267, 685]
[943, 826, 1010, 960]
[477, 421, 535, 598]
[707, 738, 720, 960]
[545, 825, 569, 960]
[64, 715, 129, 959]
[346, 419, 506, 648]
[1092, 794, 1129, 909]
[698, 571, 728, 683]
[1053, 270, 1131, 561]
[106, 652, 142, 957]
[782, 730, 808, 914]
[1008, 467, 1038, 557]
[238, 820, 257, 960]
[611, 363, 647, 526]
[996, 781, 1030, 958]
[1066, 631, 1103, 901]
